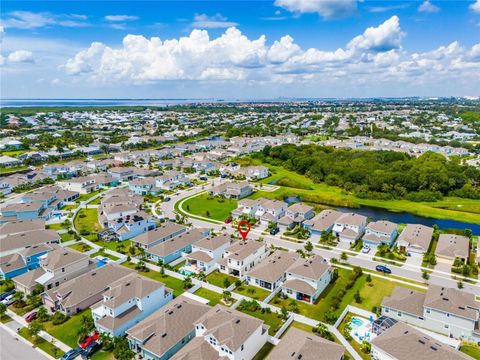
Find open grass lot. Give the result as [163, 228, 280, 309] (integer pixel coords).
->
[239, 308, 285, 336]
[43, 309, 92, 348]
[338, 313, 370, 360]
[234, 283, 270, 301]
[60, 232, 77, 242]
[92, 351, 115, 360]
[242, 158, 480, 224]
[460, 344, 480, 359]
[76, 189, 104, 203]
[270, 268, 421, 322]
[74, 208, 102, 241]
[89, 251, 119, 261]
[181, 192, 237, 221]
[205, 271, 237, 288]
[0, 314, 12, 323]
[0, 165, 28, 174]
[19, 327, 65, 359]
[252, 342, 274, 360]
[67, 242, 93, 252]
[122, 262, 185, 297]
[193, 287, 227, 306]
[46, 223, 70, 230]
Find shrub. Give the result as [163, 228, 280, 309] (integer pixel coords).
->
[51, 311, 68, 325]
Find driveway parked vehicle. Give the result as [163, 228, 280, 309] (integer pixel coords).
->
[80, 331, 99, 349]
[0, 289, 15, 301]
[224, 217, 233, 224]
[270, 227, 280, 235]
[82, 342, 101, 359]
[25, 312, 37, 323]
[61, 347, 82, 360]
[1, 294, 15, 306]
[361, 245, 371, 253]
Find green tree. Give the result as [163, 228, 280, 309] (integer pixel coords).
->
[27, 321, 44, 343]
[365, 274, 372, 283]
[223, 278, 231, 288]
[340, 252, 348, 262]
[304, 241, 313, 253]
[183, 276, 193, 289]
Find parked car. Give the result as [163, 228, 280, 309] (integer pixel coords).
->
[80, 331, 99, 349]
[220, 174, 227, 178]
[270, 227, 280, 235]
[224, 217, 233, 224]
[361, 245, 370, 253]
[82, 341, 101, 359]
[61, 347, 82, 360]
[25, 312, 37, 323]
[1, 294, 15, 306]
[164, 197, 171, 202]
[375, 265, 392, 274]
[0, 289, 15, 301]
[199, 176, 208, 181]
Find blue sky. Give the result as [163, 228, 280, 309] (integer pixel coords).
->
[1, 1, 480, 98]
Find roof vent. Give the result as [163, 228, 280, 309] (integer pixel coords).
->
[418, 340, 425, 345]
[235, 319, 240, 324]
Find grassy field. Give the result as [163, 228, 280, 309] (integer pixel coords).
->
[243, 159, 480, 224]
[239, 308, 285, 336]
[74, 208, 102, 241]
[193, 287, 227, 306]
[234, 283, 271, 301]
[19, 327, 65, 359]
[122, 262, 185, 297]
[76, 189, 104, 203]
[0, 314, 12, 323]
[0, 165, 28, 174]
[91, 351, 114, 360]
[43, 309, 92, 348]
[60, 232, 77, 242]
[89, 251, 119, 261]
[205, 271, 238, 288]
[67, 242, 93, 252]
[181, 193, 237, 221]
[460, 344, 480, 359]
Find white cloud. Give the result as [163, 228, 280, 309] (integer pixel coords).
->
[7, 50, 34, 63]
[367, 4, 410, 13]
[418, 1, 440, 13]
[347, 16, 404, 52]
[274, 0, 357, 19]
[1, 11, 88, 29]
[104, 15, 139, 22]
[191, 13, 238, 29]
[470, 0, 480, 13]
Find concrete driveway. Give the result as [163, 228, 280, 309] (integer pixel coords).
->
[405, 254, 423, 268]
[434, 257, 453, 274]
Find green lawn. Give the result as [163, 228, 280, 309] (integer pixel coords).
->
[181, 193, 237, 221]
[338, 314, 370, 360]
[241, 158, 480, 224]
[89, 197, 103, 205]
[460, 344, 480, 359]
[99, 239, 141, 256]
[76, 189, 104, 203]
[43, 309, 92, 348]
[0, 165, 28, 174]
[252, 342, 274, 360]
[62, 204, 78, 211]
[89, 251, 119, 261]
[60, 232, 77, 242]
[74, 208, 101, 240]
[194, 287, 227, 306]
[46, 223, 70, 231]
[19, 327, 65, 359]
[239, 308, 285, 336]
[234, 283, 271, 301]
[0, 314, 12, 323]
[67, 242, 93, 253]
[205, 271, 238, 288]
[91, 351, 114, 360]
[122, 262, 185, 297]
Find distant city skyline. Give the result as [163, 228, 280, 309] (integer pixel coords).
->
[1, 0, 480, 98]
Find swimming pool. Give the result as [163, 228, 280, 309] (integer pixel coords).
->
[348, 316, 375, 344]
[350, 317, 365, 328]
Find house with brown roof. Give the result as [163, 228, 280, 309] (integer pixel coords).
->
[0, 229, 60, 256]
[362, 220, 398, 248]
[174, 305, 268, 360]
[131, 222, 188, 249]
[396, 224, 434, 255]
[185, 233, 231, 274]
[381, 285, 480, 343]
[126, 296, 211, 360]
[303, 209, 343, 239]
[42, 263, 134, 316]
[92, 273, 173, 337]
[371, 322, 471, 360]
[277, 202, 314, 229]
[267, 327, 345, 360]
[246, 250, 301, 292]
[218, 240, 268, 278]
[281, 255, 332, 304]
[332, 213, 367, 244]
[435, 234, 470, 262]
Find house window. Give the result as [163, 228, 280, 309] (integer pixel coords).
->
[444, 324, 449, 329]
[397, 312, 402, 317]
[426, 309, 431, 314]
[385, 308, 389, 313]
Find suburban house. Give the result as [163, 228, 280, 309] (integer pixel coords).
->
[131, 222, 188, 249]
[210, 181, 253, 200]
[267, 327, 345, 360]
[256, 198, 288, 224]
[370, 321, 471, 360]
[92, 273, 173, 337]
[381, 285, 480, 343]
[128, 177, 162, 195]
[332, 213, 367, 244]
[246, 250, 301, 291]
[231, 199, 259, 218]
[303, 209, 343, 236]
[0, 244, 54, 280]
[362, 220, 398, 248]
[13, 246, 95, 295]
[144, 228, 209, 265]
[185, 233, 231, 274]
[171, 305, 268, 360]
[155, 170, 191, 190]
[396, 224, 434, 255]
[42, 263, 134, 316]
[218, 240, 268, 278]
[277, 202, 314, 229]
[435, 234, 470, 262]
[236, 165, 269, 180]
[126, 296, 211, 360]
[0, 219, 45, 237]
[58, 175, 99, 194]
[281, 255, 332, 304]
[108, 167, 137, 181]
[0, 229, 61, 257]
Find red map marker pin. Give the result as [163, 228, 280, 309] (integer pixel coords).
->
[237, 220, 251, 241]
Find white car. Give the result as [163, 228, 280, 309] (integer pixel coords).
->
[1, 294, 15, 306]
[361, 245, 371, 254]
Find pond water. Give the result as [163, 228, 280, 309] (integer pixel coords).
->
[335, 205, 480, 235]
